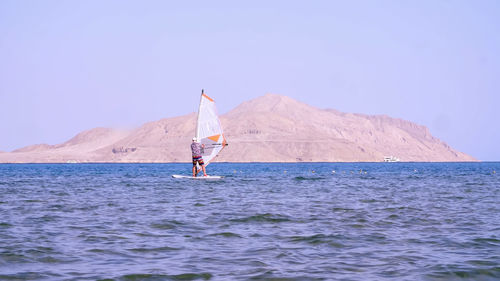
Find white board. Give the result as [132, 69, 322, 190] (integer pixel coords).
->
[172, 174, 224, 179]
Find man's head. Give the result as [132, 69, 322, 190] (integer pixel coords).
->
[192, 137, 197, 142]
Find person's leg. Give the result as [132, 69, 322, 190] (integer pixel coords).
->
[201, 164, 207, 176]
[192, 161, 197, 177]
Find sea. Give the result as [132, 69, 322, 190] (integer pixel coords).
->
[0, 162, 499, 281]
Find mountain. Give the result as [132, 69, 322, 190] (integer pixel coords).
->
[0, 94, 475, 163]
[218, 94, 474, 162]
[5, 128, 130, 163]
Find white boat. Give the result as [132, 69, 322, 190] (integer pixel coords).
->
[383, 156, 400, 162]
[172, 89, 228, 178]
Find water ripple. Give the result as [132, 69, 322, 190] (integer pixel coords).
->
[0, 162, 499, 280]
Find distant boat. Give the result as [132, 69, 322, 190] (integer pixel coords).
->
[383, 156, 400, 162]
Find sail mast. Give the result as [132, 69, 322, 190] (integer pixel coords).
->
[195, 89, 204, 140]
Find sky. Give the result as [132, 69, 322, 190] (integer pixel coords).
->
[0, 0, 499, 160]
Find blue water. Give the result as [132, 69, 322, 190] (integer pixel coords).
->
[0, 163, 499, 280]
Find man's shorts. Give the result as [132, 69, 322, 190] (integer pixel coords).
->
[192, 156, 204, 166]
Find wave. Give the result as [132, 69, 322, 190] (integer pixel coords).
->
[293, 176, 325, 181]
[150, 220, 184, 230]
[230, 213, 292, 223]
[426, 266, 500, 280]
[206, 232, 242, 238]
[127, 246, 182, 253]
[288, 234, 346, 248]
[114, 272, 213, 280]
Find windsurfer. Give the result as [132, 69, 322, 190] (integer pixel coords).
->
[191, 137, 207, 177]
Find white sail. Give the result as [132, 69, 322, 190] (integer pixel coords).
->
[195, 90, 227, 166]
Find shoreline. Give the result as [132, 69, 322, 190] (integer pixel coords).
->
[0, 160, 488, 164]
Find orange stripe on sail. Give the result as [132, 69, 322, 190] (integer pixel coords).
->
[207, 134, 220, 142]
[202, 93, 214, 102]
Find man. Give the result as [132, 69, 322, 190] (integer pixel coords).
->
[191, 137, 207, 177]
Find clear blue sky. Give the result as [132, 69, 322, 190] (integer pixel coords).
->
[1, 0, 499, 160]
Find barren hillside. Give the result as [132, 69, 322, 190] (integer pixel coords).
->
[0, 94, 475, 163]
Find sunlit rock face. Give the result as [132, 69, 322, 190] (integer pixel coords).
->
[0, 94, 475, 163]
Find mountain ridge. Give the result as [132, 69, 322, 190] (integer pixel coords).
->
[0, 94, 475, 163]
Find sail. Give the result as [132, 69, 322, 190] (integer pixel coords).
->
[196, 90, 227, 166]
